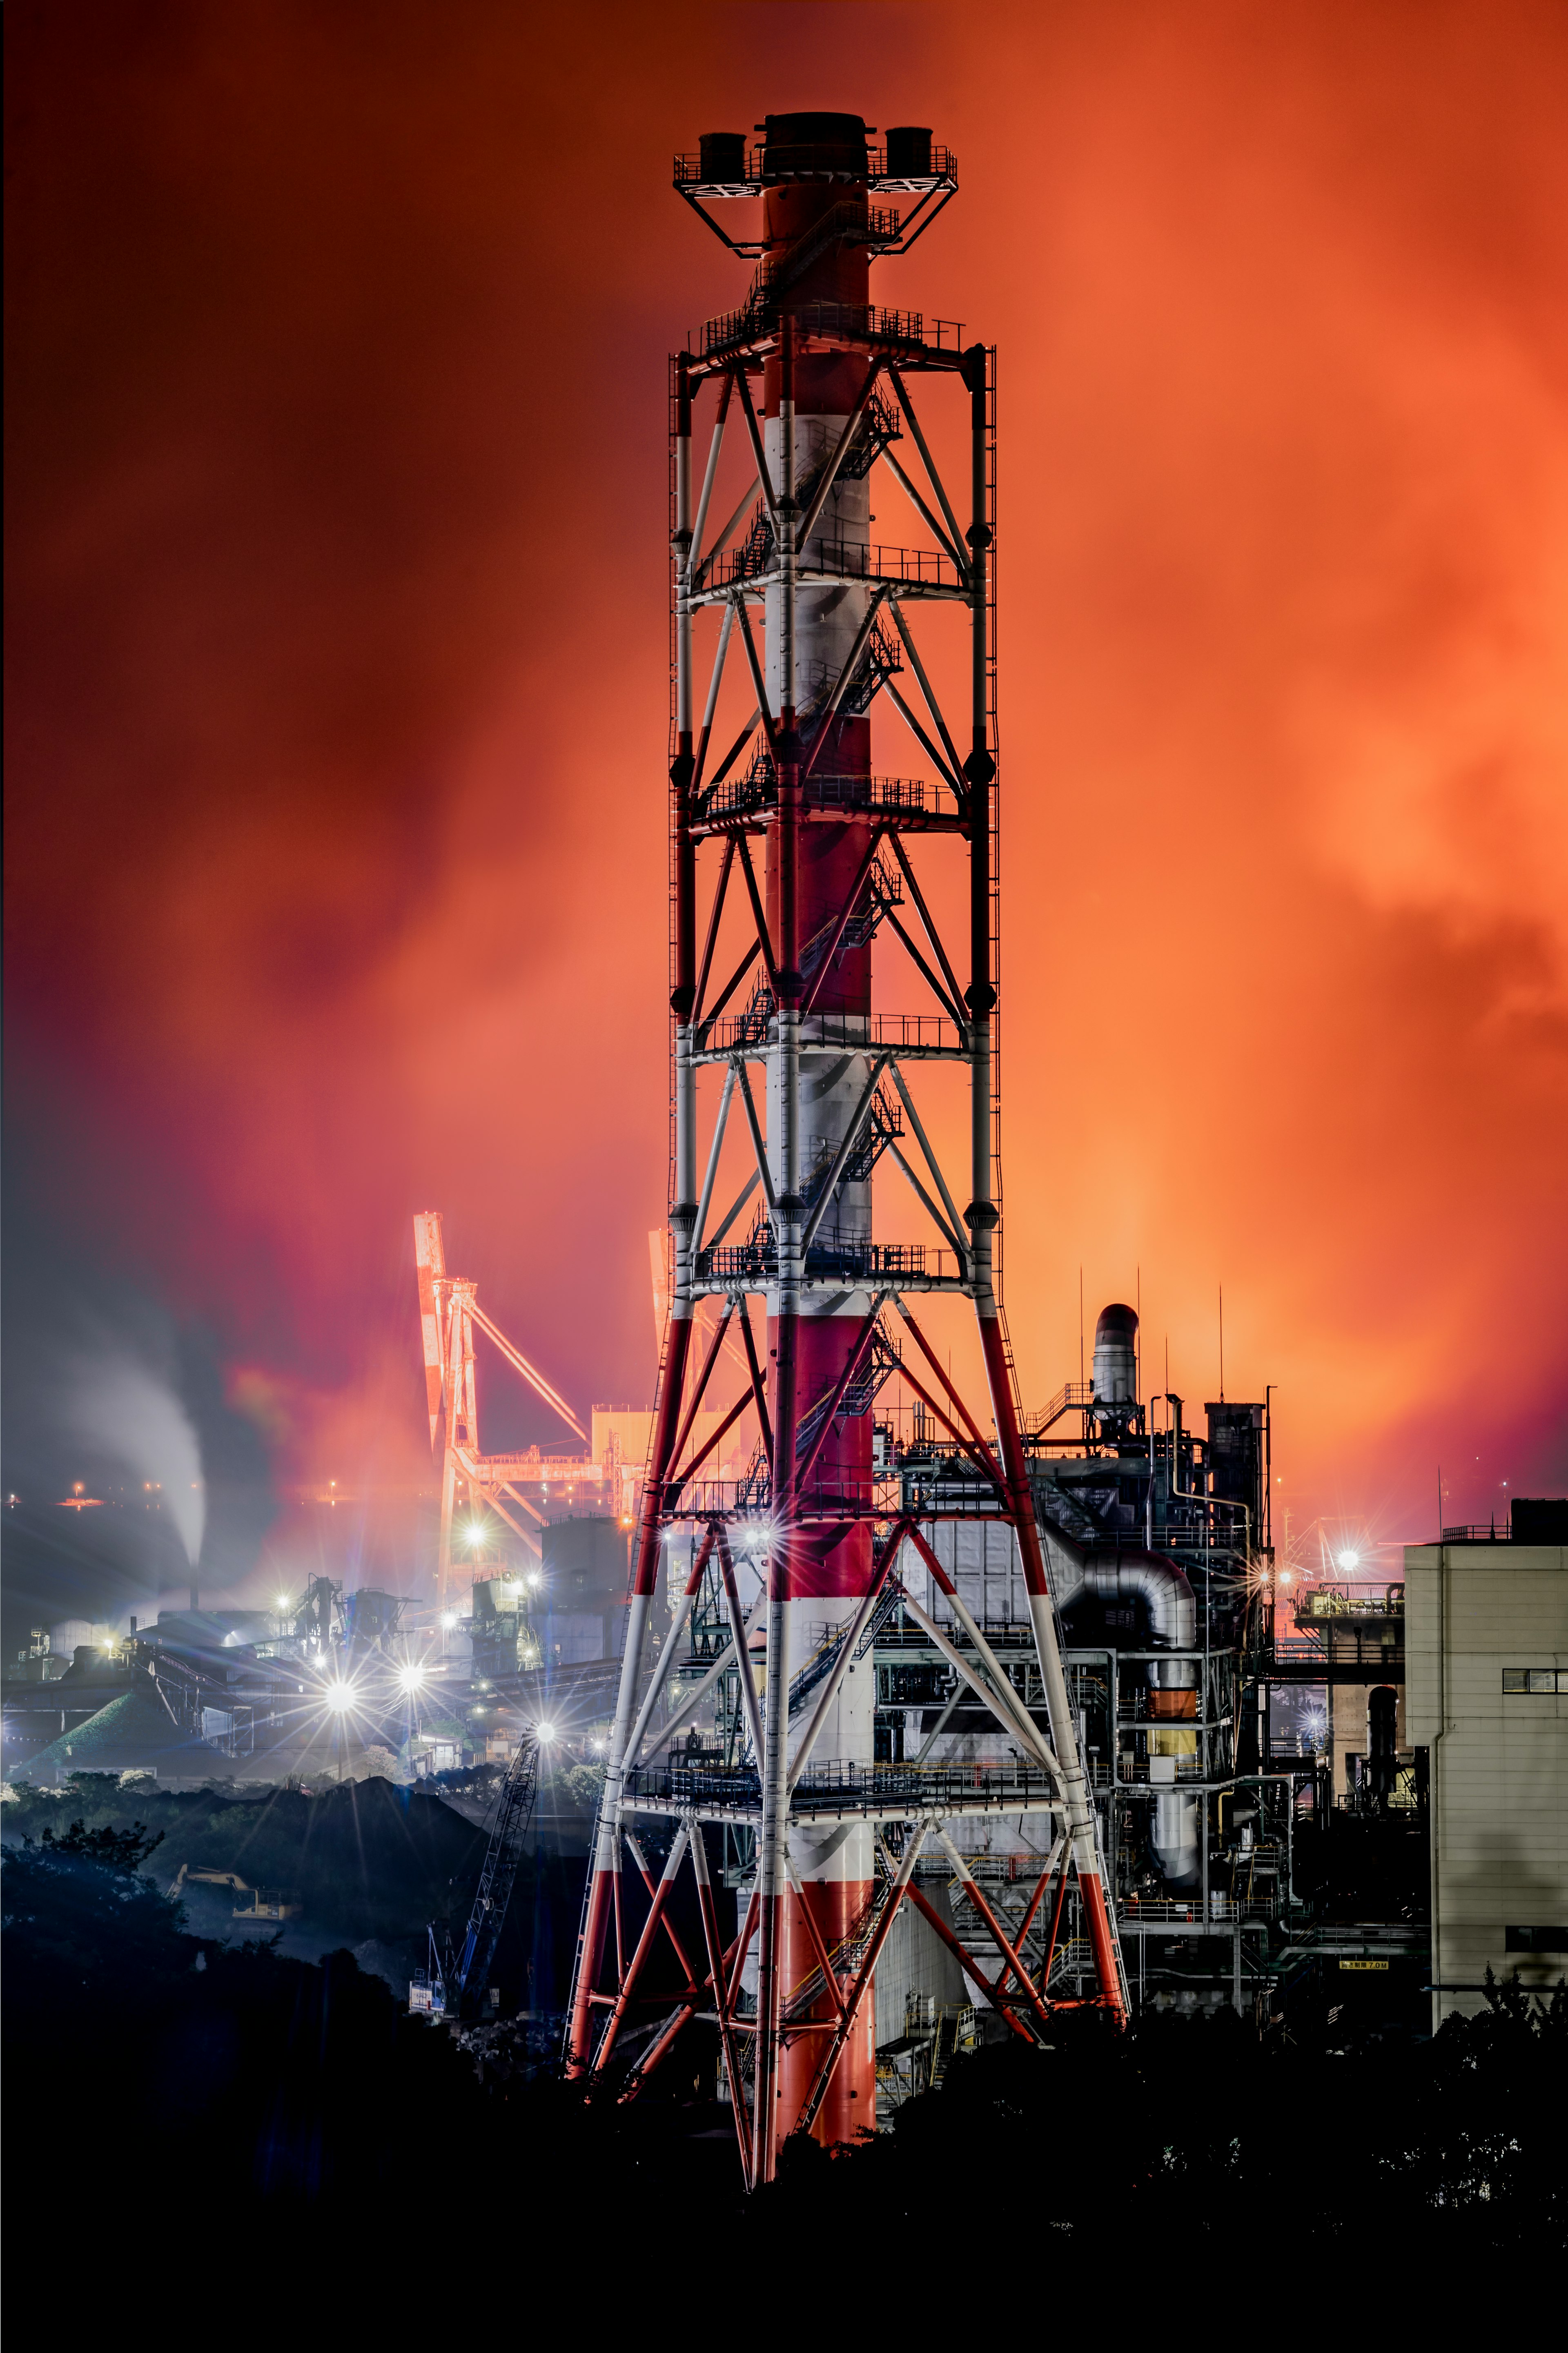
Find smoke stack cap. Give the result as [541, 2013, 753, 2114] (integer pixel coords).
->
[1092, 1303, 1139, 1406]
[761, 112, 869, 181]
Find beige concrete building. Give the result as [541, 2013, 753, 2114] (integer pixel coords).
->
[1405, 1533, 1568, 2025]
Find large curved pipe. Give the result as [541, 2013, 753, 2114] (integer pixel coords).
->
[1080, 1554, 1195, 1674]
[1037, 1522, 1193, 1651]
[1036, 1520, 1200, 1885]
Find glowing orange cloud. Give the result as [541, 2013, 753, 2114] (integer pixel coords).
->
[6, 2, 1564, 1596]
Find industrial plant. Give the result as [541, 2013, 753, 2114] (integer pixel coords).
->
[5, 103, 1564, 2202]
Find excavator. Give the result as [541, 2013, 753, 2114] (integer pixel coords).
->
[167, 1864, 302, 1921]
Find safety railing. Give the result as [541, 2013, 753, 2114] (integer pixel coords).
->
[1118, 1895, 1278, 1925]
[1023, 1382, 1094, 1434]
[673, 146, 958, 195]
[706, 534, 964, 595]
[695, 1009, 967, 1057]
[697, 770, 957, 824]
[701, 297, 960, 360]
[696, 1237, 966, 1286]
[623, 1755, 1058, 1814]
[1292, 1583, 1404, 1622]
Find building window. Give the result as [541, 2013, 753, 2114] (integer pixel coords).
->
[1501, 1669, 1568, 1693]
[1504, 1927, 1568, 1952]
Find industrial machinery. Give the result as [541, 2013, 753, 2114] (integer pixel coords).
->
[409, 1926, 449, 2018]
[167, 1864, 302, 1920]
[420, 1728, 541, 2017]
[414, 1211, 592, 1604]
[565, 111, 1133, 2187]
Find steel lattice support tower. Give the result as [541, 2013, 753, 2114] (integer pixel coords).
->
[566, 112, 1126, 2184]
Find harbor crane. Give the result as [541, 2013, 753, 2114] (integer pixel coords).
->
[413, 1211, 589, 1606]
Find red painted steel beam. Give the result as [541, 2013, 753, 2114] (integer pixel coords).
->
[892, 1354, 1011, 1506]
[903, 1884, 1037, 2046]
[693, 1825, 754, 2179]
[944, 1853, 1056, 2037]
[592, 1826, 691, 2075]
[670, 1298, 736, 1469]
[896, 1301, 1004, 1475]
[736, 1296, 774, 1468]
[797, 1828, 930, 2135]
[733, 827, 780, 994]
[1039, 1840, 1074, 1996]
[622, 1892, 759, 2103]
[666, 1383, 755, 1499]
[692, 837, 735, 1027]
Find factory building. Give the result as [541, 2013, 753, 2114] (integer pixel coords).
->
[1405, 1502, 1568, 2024]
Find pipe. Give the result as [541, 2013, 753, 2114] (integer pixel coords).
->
[1031, 1511, 1200, 1887]
[1081, 1554, 1196, 1678]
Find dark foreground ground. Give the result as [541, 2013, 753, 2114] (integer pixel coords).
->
[0, 1766, 590, 1999]
[4, 1805, 1564, 2323]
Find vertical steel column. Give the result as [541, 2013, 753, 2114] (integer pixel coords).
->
[957, 345, 1127, 2021]
[566, 358, 704, 2079]
[753, 313, 798, 2188]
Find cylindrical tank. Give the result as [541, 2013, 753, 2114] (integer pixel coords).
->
[1091, 1303, 1138, 1406]
[760, 110, 878, 2145]
[698, 130, 748, 183]
[884, 126, 933, 177]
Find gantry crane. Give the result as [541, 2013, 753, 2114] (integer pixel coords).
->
[413, 1211, 590, 1606]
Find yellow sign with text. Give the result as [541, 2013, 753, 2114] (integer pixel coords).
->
[1339, 1958, 1390, 1972]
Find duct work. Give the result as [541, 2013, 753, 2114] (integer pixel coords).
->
[1038, 1504, 1201, 1890]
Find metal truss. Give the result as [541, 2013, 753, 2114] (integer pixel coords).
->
[413, 1210, 588, 1605]
[566, 119, 1126, 2187]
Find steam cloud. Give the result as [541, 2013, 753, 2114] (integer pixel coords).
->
[66, 1349, 207, 1567]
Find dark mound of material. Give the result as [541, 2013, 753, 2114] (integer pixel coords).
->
[2, 1774, 488, 1944]
[23, 1678, 224, 1780]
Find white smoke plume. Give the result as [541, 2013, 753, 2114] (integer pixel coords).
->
[66, 1351, 207, 1566]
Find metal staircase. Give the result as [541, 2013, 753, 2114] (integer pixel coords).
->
[787, 1573, 904, 1717]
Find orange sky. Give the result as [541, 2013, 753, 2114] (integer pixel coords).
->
[7, 0, 1566, 1595]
